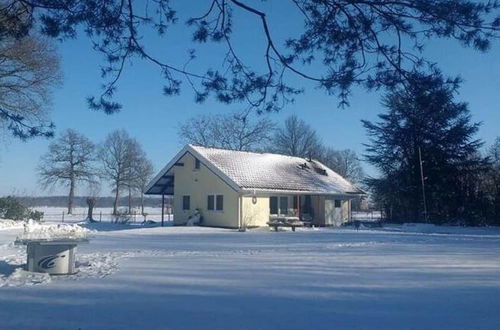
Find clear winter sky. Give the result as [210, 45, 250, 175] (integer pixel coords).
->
[1, 2, 499, 196]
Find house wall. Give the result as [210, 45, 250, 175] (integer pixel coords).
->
[173, 153, 240, 228]
[312, 196, 352, 227]
[342, 200, 350, 222]
[241, 196, 270, 227]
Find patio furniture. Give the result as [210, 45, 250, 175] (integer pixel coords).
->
[268, 216, 304, 232]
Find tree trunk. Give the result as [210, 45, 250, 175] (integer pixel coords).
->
[141, 191, 145, 216]
[68, 176, 75, 214]
[113, 184, 120, 216]
[86, 197, 95, 221]
[128, 185, 132, 214]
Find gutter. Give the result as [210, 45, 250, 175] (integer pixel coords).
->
[240, 188, 364, 199]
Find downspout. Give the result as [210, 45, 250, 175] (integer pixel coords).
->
[238, 194, 243, 230]
[161, 193, 165, 227]
[297, 195, 301, 220]
[348, 199, 352, 221]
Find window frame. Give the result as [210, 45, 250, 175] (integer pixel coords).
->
[334, 199, 341, 208]
[270, 196, 279, 215]
[279, 196, 288, 215]
[206, 194, 224, 212]
[270, 196, 291, 216]
[207, 195, 214, 211]
[216, 195, 224, 211]
[182, 195, 190, 210]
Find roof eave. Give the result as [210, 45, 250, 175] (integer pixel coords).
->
[145, 144, 242, 195]
[240, 188, 365, 197]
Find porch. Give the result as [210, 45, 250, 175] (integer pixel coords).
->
[268, 194, 351, 227]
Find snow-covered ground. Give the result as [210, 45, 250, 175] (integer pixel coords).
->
[0, 218, 23, 230]
[1, 221, 500, 329]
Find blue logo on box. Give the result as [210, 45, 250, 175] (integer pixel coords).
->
[38, 255, 65, 269]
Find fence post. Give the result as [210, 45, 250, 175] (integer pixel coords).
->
[62, 211, 65, 223]
[161, 193, 165, 227]
[99, 211, 102, 222]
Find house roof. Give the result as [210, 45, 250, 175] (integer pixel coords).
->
[145, 144, 365, 196]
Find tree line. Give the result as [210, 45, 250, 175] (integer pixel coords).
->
[37, 129, 154, 217]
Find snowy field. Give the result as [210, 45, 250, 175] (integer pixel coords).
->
[1, 221, 500, 329]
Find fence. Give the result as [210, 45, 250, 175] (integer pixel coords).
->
[352, 210, 384, 222]
[33, 207, 173, 224]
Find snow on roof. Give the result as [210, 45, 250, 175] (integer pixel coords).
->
[190, 145, 364, 195]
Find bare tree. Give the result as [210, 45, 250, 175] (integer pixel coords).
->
[38, 129, 96, 214]
[98, 130, 136, 215]
[85, 181, 101, 222]
[178, 110, 275, 151]
[271, 115, 322, 158]
[123, 138, 140, 214]
[319, 148, 364, 184]
[98, 130, 153, 216]
[133, 157, 154, 216]
[0, 32, 61, 139]
[121, 138, 153, 214]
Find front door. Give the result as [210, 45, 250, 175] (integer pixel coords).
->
[325, 198, 343, 226]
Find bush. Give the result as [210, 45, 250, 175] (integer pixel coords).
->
[114, 208, 131, 224]
[29, 210, 44, 222]
[0, 196, 29, 220]
[0, 196, 44, 221]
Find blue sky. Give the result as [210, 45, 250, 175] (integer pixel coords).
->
[1, 2, 500, 196]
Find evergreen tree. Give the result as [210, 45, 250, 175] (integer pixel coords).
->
[3, 1, 500, 119]
[483, 138, 500, 224]
[363, 73, 486, 223]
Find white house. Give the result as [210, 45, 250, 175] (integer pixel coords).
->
[145, 145, 365, 228]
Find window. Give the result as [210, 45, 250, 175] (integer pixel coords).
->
[207, 194, 223, 211]
[303, 195, 312, 214]
[335, 199, 341, 208]
[216, 195, 224, 211]
[182, 196, 190, 210]
[207, 195, 214, 210]
[270, 196, 290, 215]
[279, 196, 288, 215]
[195, 158, 200, 170]
[270, 196, 278, 215]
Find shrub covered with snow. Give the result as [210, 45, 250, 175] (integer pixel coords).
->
[0, 219, 24, 230]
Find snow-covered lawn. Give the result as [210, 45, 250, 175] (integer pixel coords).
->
[1, 222, 500, 329]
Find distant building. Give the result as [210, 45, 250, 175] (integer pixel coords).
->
[146, 145, 364, 228]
